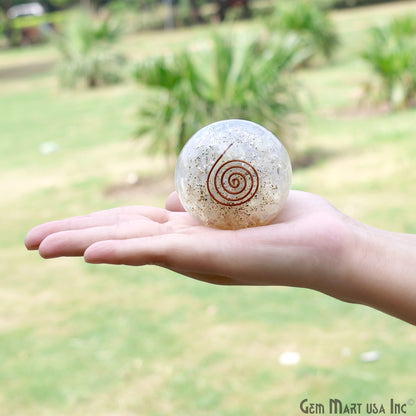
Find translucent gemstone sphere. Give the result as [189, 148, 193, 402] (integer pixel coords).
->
[175, 119, 292, 230]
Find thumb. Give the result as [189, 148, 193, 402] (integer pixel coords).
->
[166, 191, 185, 212]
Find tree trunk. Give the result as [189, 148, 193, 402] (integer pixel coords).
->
[2, 0, 12, 14]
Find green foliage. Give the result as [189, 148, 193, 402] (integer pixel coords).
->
[47, 0, 78, 8]
[1, 11, 65, 46]
[8, 11, 66, 29]
[389, 14, 416, 38]
[0, 11, 6, 37]
[2, 4, 416, 414]
[362, 15, 416, 109]
[54, 11, 126, 88]
[267, 0, 339, 62]
[134, 32, 308, 157]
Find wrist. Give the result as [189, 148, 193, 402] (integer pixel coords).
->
[337, 220, 416, 324]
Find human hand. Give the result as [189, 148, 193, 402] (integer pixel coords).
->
[25, 191, 355, 299]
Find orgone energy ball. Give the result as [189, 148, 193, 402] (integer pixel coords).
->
[175, 119, 292, 230]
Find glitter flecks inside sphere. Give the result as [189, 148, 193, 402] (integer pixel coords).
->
[175, 119, 292, 230]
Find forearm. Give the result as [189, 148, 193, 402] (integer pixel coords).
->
[342, 221, 416, 325]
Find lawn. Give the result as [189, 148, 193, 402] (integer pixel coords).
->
[1, 2, 416, 415]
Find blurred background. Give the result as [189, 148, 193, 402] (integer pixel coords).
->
[1, 0, 416, 414]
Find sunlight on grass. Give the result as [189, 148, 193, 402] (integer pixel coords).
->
[1, 1, 416, 415]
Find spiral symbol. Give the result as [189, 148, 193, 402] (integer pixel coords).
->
[207, 143, 259, 206]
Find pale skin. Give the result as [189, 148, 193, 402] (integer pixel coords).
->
[25, 190, 416, 325]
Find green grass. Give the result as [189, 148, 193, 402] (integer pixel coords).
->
[1, 2, 416, 415]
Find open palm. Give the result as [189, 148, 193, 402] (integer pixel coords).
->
[25, 191, 353, 296]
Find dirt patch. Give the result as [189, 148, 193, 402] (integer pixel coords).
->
[0, 59, 56, 80]
[104, 148, 331, 203]
[104, 173, 175, 202]
[103, 143, 335, 202]
[292, 148, 335, 170]
[319, 102, 394, 120]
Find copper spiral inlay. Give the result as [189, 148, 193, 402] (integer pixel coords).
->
[207, 143, 259, 206]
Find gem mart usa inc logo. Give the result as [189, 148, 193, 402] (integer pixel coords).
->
[300, 398, 415, 414]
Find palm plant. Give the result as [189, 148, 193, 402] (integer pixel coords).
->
[389, 15, 416, 38]
[134, 32, 308, 158]
[362, 15, 416, 109]
[266, 0, 339, 62]
[55, 11, 126, 88]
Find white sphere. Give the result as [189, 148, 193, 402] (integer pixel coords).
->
[175, 119, 292, 230]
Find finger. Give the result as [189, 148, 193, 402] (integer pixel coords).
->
[84, 233, 220, 270]
[84, 239, 237, 284]
[38, 219, 167, 258]
[25, 215, 127, 250]
[165, 192, 185, 212]
[84, 229, 302, 287]
[25, 206, 169, 250]
[83, 232, 249, 281]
